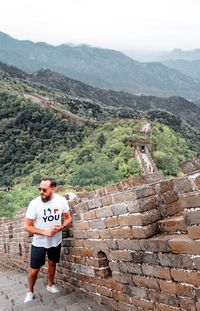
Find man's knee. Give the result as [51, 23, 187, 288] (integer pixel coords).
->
[48, 259, 56, 267]
[29, 268, 40, 277]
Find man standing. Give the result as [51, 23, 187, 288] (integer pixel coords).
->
[24, 176, 71, 303]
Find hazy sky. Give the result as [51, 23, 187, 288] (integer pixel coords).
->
[0, 0, 200, 51]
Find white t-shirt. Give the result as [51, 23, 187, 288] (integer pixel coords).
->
[26, 193, 69, 248]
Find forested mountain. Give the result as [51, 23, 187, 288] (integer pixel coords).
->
[1, 31, 200, 102]
[0, 61, 199, 217]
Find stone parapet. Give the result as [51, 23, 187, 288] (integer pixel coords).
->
[1, 170, 200, 310]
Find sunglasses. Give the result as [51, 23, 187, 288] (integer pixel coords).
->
[38, 187, 49, 193]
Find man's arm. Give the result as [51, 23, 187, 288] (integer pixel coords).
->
[62, 211, 72, 229]
[24, 218, 56, 237]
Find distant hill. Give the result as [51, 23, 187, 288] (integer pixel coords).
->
[1, 32, 200, 102]
[163, 59, 200, 81]
[27, 68, 200, 131]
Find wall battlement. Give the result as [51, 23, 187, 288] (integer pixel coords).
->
[1, 167, 200, 310]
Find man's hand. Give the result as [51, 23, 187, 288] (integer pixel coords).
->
[45, 227, 58, 236]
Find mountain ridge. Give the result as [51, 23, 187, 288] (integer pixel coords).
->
[1, 31, 200, 101]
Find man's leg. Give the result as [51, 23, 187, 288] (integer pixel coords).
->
[47, 259, 56, 286]
[46, 244, 61, 292]
[28, 268, 40, 292]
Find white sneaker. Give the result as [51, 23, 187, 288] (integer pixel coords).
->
[24, 292, 34, 303]
[47, 284, 60, 293]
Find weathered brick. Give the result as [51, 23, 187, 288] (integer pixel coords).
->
[125, 285, 148, 299]
[74, 221, 90, 230]
[131, 251, 158, 265]
[139, 235, 171, 252]
[168, 235, 200, 254]
[148, 289, 179, 308]
[87, 198, 102, 210]
[105, 184, 119, 194]
[119, 262, 142, 274]
[184, 209, 200, 225]
[112, 290, 130, 303]
[159, 279, 193, 297]
[160, 180, 173, 193]
[73, 230, 86, 239]
[158, 253, 193, 269]
[118, 214, 143, 226]
[155, 302, 180, 311]
[93, 240, 109, 251]
[188, 225, 200, 239]
[180, 192, 200, 209]
[96, 285, 113, 298]
[179, 297, 197, 311]
[141, 264, 171, 280]
[132, 274, 159, 290]
[111, 203, 128, 216]
[96, 206, 113, 218]
[171, 268, 200, 286]
[131, 296, 155, 310]
[105, 216, 118, 228]
[138, 196, 157, 212]
[162, 191, 179, 204]
[112, 191, 134, 204]
[136, 185, 156, 199]
[99, 229, 111, 239]
[110, 250, 132, 261]
[85, 230, 100, 239]
[118, 302, 135, 311]
[172, 177, 193, 194]
[90, 219, 106, 229]
[112, 271, 132, 284]
[158, 215, 186, 233]
[81, 210, 96, 220]
[132, 223, 157, 239]
[100, 195, 113, 206]
[165, 200, 183, 216]
[110, 227, 134, 239]
[117, 239, 141, 251]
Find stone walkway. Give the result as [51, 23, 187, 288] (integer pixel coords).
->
[0, 267, 110, 311]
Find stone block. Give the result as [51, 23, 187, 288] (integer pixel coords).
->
[100, 195, 113, 206]
[168, 235, 200, 255]
[188, 225, 200, 239]
[132, 274, 159, 290]
[171, 268, 200, 286]
[87, 198, 102, 210]
[110, 250, 132, 261]
[162, 191, 179, 204]
[111, 203, 128, 216]
[96, 206, 113, 218]
[172, 177, 193, 193]
[136, 185, 156, 199]
[117, 239, 141, 251]
[180, 192, 200, 209]
[184, 209, 200, 225]
[141, 264, 171, 280]
[105, 216, 118, 228]
[132, 223, 158, 239]
[80, 210, 96, 220]
[110, 227, 133, 239]
[89, 219, 106, 229]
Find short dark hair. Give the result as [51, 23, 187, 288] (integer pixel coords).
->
[41, 176, 57, 188]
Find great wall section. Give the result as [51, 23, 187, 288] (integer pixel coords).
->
[2, 93, 200, 310]
[1, 158, 200, 310]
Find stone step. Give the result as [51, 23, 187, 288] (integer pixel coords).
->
[0, 267, 109, 311]
[157, 215, 187, 234]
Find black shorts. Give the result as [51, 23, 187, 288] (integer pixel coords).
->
[30, 244, 61, 269]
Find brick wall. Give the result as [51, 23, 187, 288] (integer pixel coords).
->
[1, 170, 200, 310]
